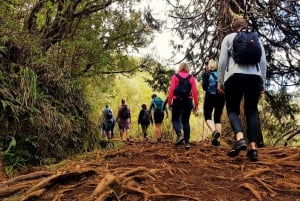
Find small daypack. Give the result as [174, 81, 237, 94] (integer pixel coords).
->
[153, 97, 164, 112]
[105, 108, 113, 120]
[141, 110, 150, 124]
[207, 71, 218, 95]
[232, 31, 262, 65]
[174, 74, 192, 99]
[120, 105, 130, 119]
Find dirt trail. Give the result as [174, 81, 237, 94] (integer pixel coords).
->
[0, 139, 300, 201]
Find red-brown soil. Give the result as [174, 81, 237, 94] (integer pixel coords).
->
[0, 139, 300, 201]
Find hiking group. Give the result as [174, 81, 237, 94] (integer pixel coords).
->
[100, 17, 267, 162]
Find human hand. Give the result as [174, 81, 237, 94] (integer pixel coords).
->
[217, 86, 224, 95]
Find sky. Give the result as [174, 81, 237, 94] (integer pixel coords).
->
[132, 0, 186, 69]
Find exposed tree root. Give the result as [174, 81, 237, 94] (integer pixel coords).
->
[124, 184, 201, 201]
[277, 153, 300, 162]
[0, 183, 29, 197]
[90, 173, 118, 200]
[20, 188, 47, 201]
[1, 141, 299, 201]
[20, 169, 96, 201]
[254, 177, 277, 197]
[275, 180, 300, 191]
[52, 183, 83, 201]
[240, 182, 262, 201]
[243, 168, 272, 178]
[0, 171, 51, 186]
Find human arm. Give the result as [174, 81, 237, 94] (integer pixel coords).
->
[148, 100, 154, 114]
[259, 40, 267, 92]
[138, 110, 142, 124]
[218, 35, 231, 94]
[163, 98, 168, 118]
[167, 75, 176, 107]
[190, 76, 199, 110]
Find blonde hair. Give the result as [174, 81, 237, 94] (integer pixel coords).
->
[231, 18, 248, 32]
[177, 62, 189, 73]
[207, 59, 217, 70]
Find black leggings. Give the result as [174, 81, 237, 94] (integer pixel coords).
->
[224, 73, 263, 143]
[203, 92, 225, 123]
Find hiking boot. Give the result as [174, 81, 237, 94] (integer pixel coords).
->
[157, 137, 161, 143]
[184, 143, 190, 150]
[174, 134, 184, 146]
[246, 149, 259, 162]
[227, 139, 247, 157]
[211, 131, 221, 146]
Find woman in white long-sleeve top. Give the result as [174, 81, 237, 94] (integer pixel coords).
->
[217, 18, 267, 162]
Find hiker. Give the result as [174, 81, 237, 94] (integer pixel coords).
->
[110, 117, 116, 138]
[202, 59, 225, 146]
[101, 105, 114, 139]
[167, 62, 199, 149]
[218, 18, 267, 161]
[116, 99, 131, 142]
[138, 104, 153, 140]
[149, 94, 168, 143]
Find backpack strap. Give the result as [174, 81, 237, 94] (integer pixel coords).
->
[210, 72, 217, 80]
[175, 73, 192, 82]
[175, 73, 182, 80]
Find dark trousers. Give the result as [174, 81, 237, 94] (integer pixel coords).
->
[171, 98, 194, 143]
[224, 73, 263, 143]
[203, 92, 225, 123]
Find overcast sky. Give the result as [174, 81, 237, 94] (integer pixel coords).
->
[132, 0, 186, 69]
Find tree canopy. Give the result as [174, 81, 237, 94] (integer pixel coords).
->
[164, 0, 299, 80]
[0, 0, 157, 166]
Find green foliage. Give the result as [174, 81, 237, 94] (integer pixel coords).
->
[141, 58, 175, 93]
[3, 137, 27, 176]
[260, 88, 300, 146]
[0, 0, 156, 171]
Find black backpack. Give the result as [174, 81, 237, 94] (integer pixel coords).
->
[120, 105, 130, 119]
[105, 109, 113, 120]
[232, 31, 262, 65]
[174, 74, 192, 99]
[141, 110, 150, 124]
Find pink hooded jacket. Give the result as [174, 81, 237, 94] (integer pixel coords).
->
[167, 72, 199, 109]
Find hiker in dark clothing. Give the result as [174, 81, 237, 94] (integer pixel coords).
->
[167, 62, 199, 150]
[138, 104, 153, 140]
[101, 105, 114, 139]
[116, 99, 131, 142]
[218, 18, 267, 162]
[202, 59, 225, 146]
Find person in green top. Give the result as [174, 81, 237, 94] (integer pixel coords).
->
[149, 94, 168, 143]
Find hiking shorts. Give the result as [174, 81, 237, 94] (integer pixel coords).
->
[103, 120, 114, 132]
[154, 111, 164, 124]
[118, 118, 130, 131]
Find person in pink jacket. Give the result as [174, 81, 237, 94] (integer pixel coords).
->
[167, 62, 199, 149]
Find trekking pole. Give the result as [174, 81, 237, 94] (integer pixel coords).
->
[202, 115, 205, 142]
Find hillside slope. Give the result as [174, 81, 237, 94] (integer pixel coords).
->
[0, 139, 300, 201]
